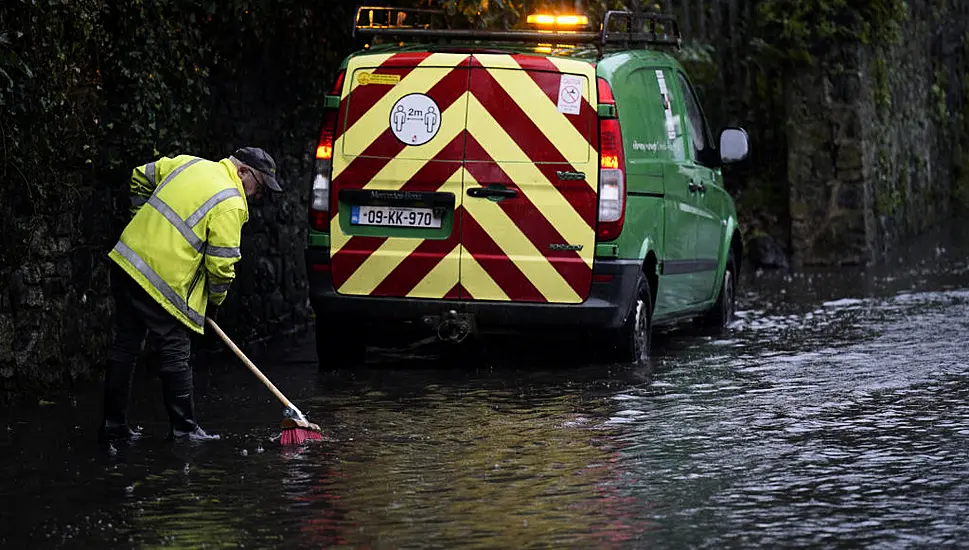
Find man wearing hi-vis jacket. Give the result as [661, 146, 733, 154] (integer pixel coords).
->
[100, 147, 283, 442]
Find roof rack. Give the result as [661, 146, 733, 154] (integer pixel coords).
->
[351, 6, 681, 54]
[352, 6, 446, 38]
[599, 11, 681, 49]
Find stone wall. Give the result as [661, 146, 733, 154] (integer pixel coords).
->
[1, 180, 119, 393]
[0, 3, 352, 400]
[864, 0, 969, 259]
[0, 145, 319, 399]
[786, 45, 870, 266]
[787, 0, 969, 266]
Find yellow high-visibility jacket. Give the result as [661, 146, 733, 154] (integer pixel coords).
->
[109, 155, 249, 333]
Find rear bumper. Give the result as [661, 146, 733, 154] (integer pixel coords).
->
[305, 247, 640, 331]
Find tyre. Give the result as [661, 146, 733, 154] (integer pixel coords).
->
[611, 276, 653, 364]
[700, 250, 737, 329]
[315, 319, 366, 369]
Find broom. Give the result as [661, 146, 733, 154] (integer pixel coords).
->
[205, 317, 324, 445]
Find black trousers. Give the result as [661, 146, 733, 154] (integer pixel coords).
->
[103, 263, 204, 437]
[107, 263, 192, 374]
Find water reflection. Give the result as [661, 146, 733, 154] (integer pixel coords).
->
[276, 373, 655, 548]
[1, 224, 968, 547]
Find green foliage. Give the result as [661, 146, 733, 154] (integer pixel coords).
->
[755, 0, 909, 64]
[440, 0, 524, 28]
[0, 0, 105, 269]
[0, 0, 354, 274]
[873, 57, 891, 114]
[931, 69, 949, 121]
[410, 0, 637, 30]
[874, 149, 903, 216]
[955, 71, 969, 212]
[100, 2, 214, 166]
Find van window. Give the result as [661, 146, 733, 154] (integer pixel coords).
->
[676, 72, 715, 166]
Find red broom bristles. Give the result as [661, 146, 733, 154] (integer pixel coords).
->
[280, 427, 324, 446]
[205, 317, 325, 446]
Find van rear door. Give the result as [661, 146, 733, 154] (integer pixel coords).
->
[461, 55, 599, 303]
[330, 53, 471, 299]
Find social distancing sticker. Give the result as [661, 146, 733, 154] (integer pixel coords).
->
[390, 93, 442, 146]
[557, 74, 583, 116]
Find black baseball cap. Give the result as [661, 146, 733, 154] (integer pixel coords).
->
[233, 147, 283, 192]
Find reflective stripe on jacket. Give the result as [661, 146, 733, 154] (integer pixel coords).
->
[109, 155, 249, 333]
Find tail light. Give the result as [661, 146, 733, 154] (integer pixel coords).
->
[596, 77, 626, 242]
[309, 71, 344, 232]
[329, 69, 346, 96]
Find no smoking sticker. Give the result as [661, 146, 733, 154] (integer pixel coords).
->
[557, 74, 583, 115]
[389, 93, 442, 146]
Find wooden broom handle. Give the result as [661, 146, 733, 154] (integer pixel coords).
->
[205, 317, 299, 415]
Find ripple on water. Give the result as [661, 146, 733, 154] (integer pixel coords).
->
[3, 236, 969, 549]
[591, 280, 969, 547]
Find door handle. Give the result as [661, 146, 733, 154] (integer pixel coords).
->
[467, 186, 518, 199]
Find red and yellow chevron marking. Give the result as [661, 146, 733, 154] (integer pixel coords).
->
[335, 52, 434, 142]
[330, 150, 465, 298]
[329, 53, 471, 299]
[337, 53, 471, 162]
[460, 168, 583, 303]
[466, 57, 598, 228]
[329, 52, 598, 304]
[464, 136, 593, 297]
[464, 94, 596, 254]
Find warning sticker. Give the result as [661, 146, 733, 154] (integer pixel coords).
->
[357, 72, 401, 86]
[557, 74, 584, 116]
[389, 93, 442, 146]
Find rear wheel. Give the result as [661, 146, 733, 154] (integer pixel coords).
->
[315, 319, 366, 369]
[611, 276, 652, 364]
[700, 250, 737, 329]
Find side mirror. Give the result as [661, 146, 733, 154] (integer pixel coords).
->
[719, 127, 750, 165]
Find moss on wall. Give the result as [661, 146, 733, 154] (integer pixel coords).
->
[955, 70, 969, 212]
[755, 0, 909, 65]
[873, 57, 891, 115]
[933, 69, 950, 121]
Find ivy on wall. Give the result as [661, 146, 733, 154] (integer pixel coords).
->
[1, 0, 104, 271]
[0, 0, 354, 269]
[755, 0, 909, 64]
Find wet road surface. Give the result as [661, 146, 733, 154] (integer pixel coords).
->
[2, 225, 968, 548]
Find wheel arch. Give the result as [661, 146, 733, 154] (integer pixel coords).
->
[729, 229, 743, 277]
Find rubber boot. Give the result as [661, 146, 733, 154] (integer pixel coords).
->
[98, 360, 142, 443]
[160, 370, 220, 442]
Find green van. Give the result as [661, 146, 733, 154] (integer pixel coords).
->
[304, 8, 750, 364]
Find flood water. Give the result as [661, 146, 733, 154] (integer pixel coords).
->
[2, 224, 969, 549]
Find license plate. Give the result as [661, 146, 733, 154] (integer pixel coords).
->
[350, 205, 443, 228]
